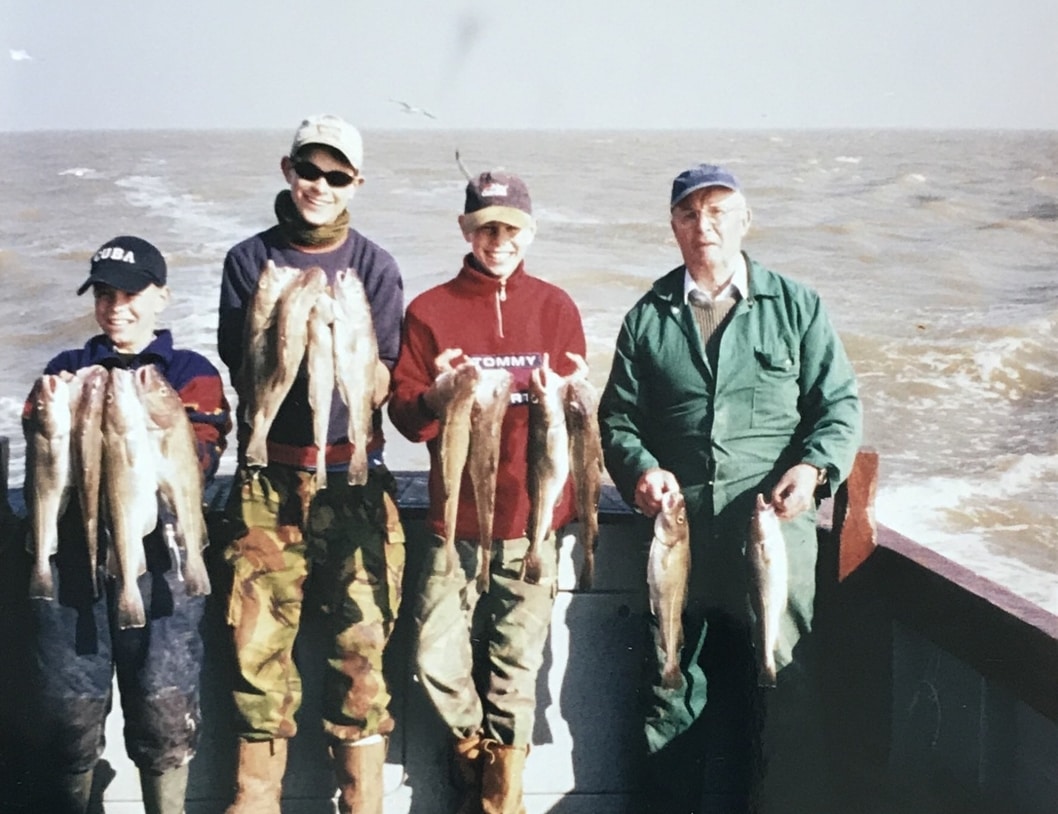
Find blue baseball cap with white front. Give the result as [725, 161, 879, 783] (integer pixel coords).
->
[670, 164, 742, 208]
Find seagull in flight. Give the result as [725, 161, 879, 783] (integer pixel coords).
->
[10, 49, 32, 61]
[389, 98, 437, 120]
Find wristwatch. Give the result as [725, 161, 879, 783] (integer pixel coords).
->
[811, 464, 828, 486]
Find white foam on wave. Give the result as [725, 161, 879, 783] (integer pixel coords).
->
[835, 155, 862, 164]
[59, 167, 98, 179]
[876, 458, 1058, 612]
[113, 174, 253, 256]
[535, 206, 604, 226]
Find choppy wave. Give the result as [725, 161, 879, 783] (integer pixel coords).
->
[1, 127, 1056, 610]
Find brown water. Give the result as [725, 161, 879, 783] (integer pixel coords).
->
[1, 128, 1055, 609]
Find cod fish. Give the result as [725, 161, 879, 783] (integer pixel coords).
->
[468, 369, 513, 593]
[102, 367, 158, 628]
[332, 268, 380, 487]
[564, 372, 603, 591]
[429, 362, 480, 576]
[24, 373, 73, 600]
[238, 260, 300, 413]
[525, 360, 569, 585]
[306, 294, 336, 491]
[245, 266, 327, 467]
[70, 365, 108, 597]
[747, 493, 788, 688]
[136, 365, 211, 597]
[648, 490, 690, 690]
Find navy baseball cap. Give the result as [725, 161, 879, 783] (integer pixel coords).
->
[461, 171, 534, 231]
[670, 164, 742, 208]
[77, 236, 167, 295]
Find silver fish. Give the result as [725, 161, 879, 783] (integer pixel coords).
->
[238, 260, 300, 414]
[647, 490, 690, 690]
[747, 493, 788, 688]
[307, 294, 336, 491]
[332, 268, 379, 487]
[525, 361, 569, 585]
[245, 266, 327, 467]
[468, 369, 513, 593]
[24, 373, 73, 600]
[70, 365, 108, 597]
[429, 362, 480, 576]
[136, 365, 211, 597]
[564, 374, 603, 591]
[102, 367, 158, 628]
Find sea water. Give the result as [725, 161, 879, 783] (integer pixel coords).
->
[0, 127, 1055, 611]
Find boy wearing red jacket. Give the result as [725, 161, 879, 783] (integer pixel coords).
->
[388, 170, 586, 813]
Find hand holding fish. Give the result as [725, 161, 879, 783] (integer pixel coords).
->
[564, 351, 589, 378]
[771, 463, 821, 520]
[422, 347, 467, 414]
[634, 467, 681, 517]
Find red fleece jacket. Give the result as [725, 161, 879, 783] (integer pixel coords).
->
[388, 257, 587, 540]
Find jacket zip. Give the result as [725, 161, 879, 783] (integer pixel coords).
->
[496, 280, 507, 338]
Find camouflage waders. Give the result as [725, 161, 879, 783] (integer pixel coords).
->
[225, 463, 405, 743]
[415, 532, 558, 746]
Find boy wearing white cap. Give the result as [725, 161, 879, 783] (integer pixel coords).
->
[217, 115, 406, 814]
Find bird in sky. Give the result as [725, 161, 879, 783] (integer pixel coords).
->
[10, 49, 32, 61]
[389, 98, 438, 120]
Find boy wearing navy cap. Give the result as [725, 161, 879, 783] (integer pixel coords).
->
[24, 235, 231, 813]
[388, 169, 587, 813]
[599, 164, 862, 812]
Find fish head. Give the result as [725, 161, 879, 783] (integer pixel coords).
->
[104, 367, 147, 433]
[28, 374, 73, 437]
[654, 491, 689, 545]
[73, 365, 110, 423]
[475, 368, 514, 405]
[132, 365, 183, 429]
[529, 363, 565, 417]
[564, 376, 599, 419]
[254, 261, 301, 310]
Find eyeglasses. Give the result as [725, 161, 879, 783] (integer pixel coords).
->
[292, 160, 358, 188]
[673, 205, 744, 228]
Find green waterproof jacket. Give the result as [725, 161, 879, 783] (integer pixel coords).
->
[599, 256, 862, 666]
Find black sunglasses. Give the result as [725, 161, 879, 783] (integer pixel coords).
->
[292, 160, 357, 188]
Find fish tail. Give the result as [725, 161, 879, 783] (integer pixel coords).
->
[577, 542, 595, 591]
[522, 545, 541, 584]
[445, 539, 458, 577]
[183, 556, 212, 597]
[476, 549, 491, 594]
[28, 566, 54, 600]
[347, 453, 368, 487]
[660, 662, 683, 690]
[758, 659, 778, 688]
[117, 585, 147, 629]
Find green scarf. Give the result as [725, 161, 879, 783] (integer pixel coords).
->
[274, 190, 350, 248]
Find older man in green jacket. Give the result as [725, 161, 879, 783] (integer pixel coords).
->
[599, 164, 862, 814]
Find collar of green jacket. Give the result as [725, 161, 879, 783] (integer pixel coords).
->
[650, 254, 783, 306]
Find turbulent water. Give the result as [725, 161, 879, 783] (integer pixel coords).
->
[1, 128, 1055, 611]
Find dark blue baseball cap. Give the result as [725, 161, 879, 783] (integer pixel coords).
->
[77, 235, 167, 295]
[670, 164, 742, 208]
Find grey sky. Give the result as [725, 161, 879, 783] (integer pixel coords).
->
[2, 0, 1056, 131]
